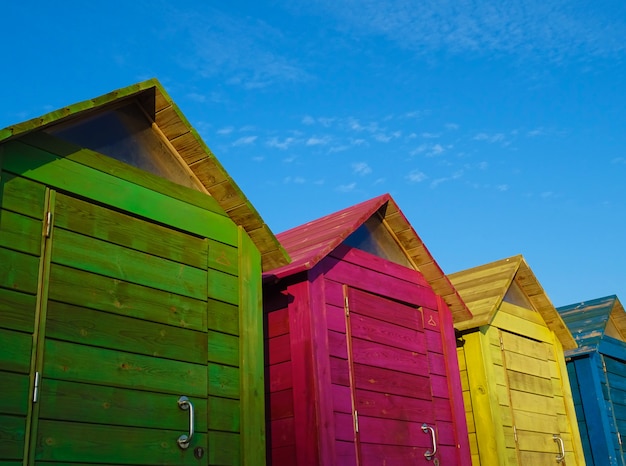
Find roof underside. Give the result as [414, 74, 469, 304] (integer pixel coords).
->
[557, 295, 626, 347]
[0, 79, 289, 271]
[449, 255, 576, 350]
[264, 193, 472, 323]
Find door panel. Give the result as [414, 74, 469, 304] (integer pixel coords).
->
[346, 288, 436, 464]
[34, 193, 209, 464]
[501, 330, 572, 465]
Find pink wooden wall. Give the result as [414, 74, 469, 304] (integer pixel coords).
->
[265, 244, 470, 465]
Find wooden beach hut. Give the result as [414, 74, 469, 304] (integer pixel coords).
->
[263, 193, 473, 465]
[557, 295, 626, 465]
[0, 79, 288, 465]
[449, 255, 585, 465]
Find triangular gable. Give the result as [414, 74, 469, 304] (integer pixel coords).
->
[557, 295, 626, 348]
[449, 255, 576, 349]
[0, 79, 289, 271]
[263, 193, 472, 323]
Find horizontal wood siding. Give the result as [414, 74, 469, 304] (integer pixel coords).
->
[0, 171, 45, 463]
[264, 288, 296, 465]
[603, 353, 626, 464]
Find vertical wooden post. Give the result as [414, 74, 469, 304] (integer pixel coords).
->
[464, 327, 508, 465]
[239, 227, 266, 465]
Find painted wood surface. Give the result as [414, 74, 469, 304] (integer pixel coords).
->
[1, 136, 265, 465]
[265, 243, 471, 465]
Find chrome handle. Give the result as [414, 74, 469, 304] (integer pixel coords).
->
[553, 434, 565, 463]
[421, 423, 437, 460]
[177, 396, 194, 449]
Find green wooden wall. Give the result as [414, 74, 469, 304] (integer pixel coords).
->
[0, 134, 265, 465]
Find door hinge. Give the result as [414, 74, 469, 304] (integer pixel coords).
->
[602, 359, 607, 373]
[513, 425, 518, 443]
[499, 336, 504, 351]
[44, 211, 52, 238]
[354, 410, 359, 433]
[344, 296, 350, 317]
[33, 371, 40, 403]
[618, 432, 623, 446]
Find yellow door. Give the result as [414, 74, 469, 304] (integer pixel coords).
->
[500, 330, 577, 465]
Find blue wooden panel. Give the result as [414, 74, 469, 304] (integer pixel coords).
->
[573, 354, 619, 465]
[604, 353, 626, 464]
[567, 361, 594, 465]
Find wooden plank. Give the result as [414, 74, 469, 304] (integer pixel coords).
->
[54, 192, 209, 269]
[349, 313, 425, 354]
[0, 372, 29, 416]
[208, 239, 238, 276]
[287, 279, 321, 466]
[269, 333, 292, 365]
[45, 300, 208, 364]
[208, 298, 239, 336]
[325, 257, 437, 309]
[48, 264, 207, 332]
[237, 228, 265, 465]
[51, 228, 207, 300]
[357, 416, 431, 447]
[0, 209, 42, 255]
[267, 307, 289, 338]
[0, 247, 40, 295]
[207, 269, 239, 305]
[0, 414, 24, 460]
[208, 396, 240, 433]
[0, 288, 37, 333]
[353, 363, 431, 399]
[0, 171, 46, 219]
[207, 330, 239, 367]
[351, 338, 429, 374]
[347, 287, 424, 330]
[355, 389, 432, 421]
[463, 329, 508, 465]
[491, 310, 554, 343]
[359, 443, 422, 466]
[35, 419, 208, 464]
[268, 361, 292, 392]
[0, 328, 32, 374]
[208, 431, 240, 465]
[269, 389, 294, 420]
[43, 339, 207, 397]
[2, 141, 238, 243]
[208, 362, 240, 399]
[38, 378, 208, 431]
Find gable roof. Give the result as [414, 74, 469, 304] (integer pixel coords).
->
[557, 295, 626, 348]
[0, 78, 289, 271]
[449, 255, 576, 349]
[263, 193, 472, 323]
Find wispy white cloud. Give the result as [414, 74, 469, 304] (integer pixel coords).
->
[267, 136, 296, 150]
[217, 126, 234, 135]
[232, 135, 257, 146]
[171, 6, 311, 89]
[352, 162, 372, 175]
[337, 182, 357, 192]
[429, 170, 463, 188]
[612, 157, 626, 165]
[406, 169, 427, 183]
[302, 115, 315, 125]
[473, 132, 506, 143]
[306, 135, 332, 146]
[284, 176, 306, 184]
[302, 1, 626, 61]
[411, 142, 448, 157]
[497, 184, 509, 191]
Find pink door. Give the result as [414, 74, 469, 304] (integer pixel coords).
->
[345, 287, 440, 465]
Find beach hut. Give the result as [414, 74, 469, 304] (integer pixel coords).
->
[0, 79, 288, 465]
[557, 295, 626, 465]
[449, 255, 585, 465]
[263, 194, 473, 465]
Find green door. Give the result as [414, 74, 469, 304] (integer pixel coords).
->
[31, 191, 210, 465]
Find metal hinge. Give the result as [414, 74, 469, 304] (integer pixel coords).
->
[344, 296, 350, 317]
[602, 359, 607, 373]
[44, 211, 52, 238]
[618, 432, 622, 446]
[513, 425, 518, 443]
[499, 336, 504, 351]
[33, 371, 40, 403]
[354, 410, 359, 433]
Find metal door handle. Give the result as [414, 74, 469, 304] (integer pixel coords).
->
[421, 423, 437, 460]
[553, 434, 565, 463]
[177, 396, 194, 449]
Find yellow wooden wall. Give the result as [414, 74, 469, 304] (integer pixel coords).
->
[458, 302, 586, 465]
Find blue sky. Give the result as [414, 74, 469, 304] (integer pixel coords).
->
[2, 1, 625, 308]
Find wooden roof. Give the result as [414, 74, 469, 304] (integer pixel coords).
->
[557, 295, 626, 348]
[263, 193, 472, 323]
[449, 255, 576, 349]
[0, 79, 289, 271]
